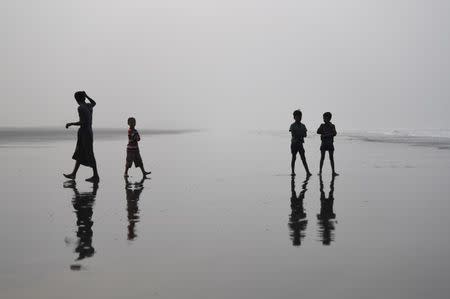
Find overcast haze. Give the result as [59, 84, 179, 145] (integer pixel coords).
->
[1, 0, 450, 131]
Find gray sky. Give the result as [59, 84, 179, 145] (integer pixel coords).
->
[1, 0, 450, 131]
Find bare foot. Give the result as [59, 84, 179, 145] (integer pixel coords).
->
[63, 173, 75, 180]
[86, 176, 100, 183]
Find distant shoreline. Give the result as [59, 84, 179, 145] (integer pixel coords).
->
[0, 127, 203, 145]
[1, 127, 450, 150]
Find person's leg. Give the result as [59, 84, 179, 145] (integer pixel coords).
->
[291, 153, 297, 176]
[86, 160, 100, 182]
[64, 162, 80, 179]
[124, 151, 133, 177]
[136, 152, 151, 177]
[329, 150, 339, 175]
[319, 150, 325, 175]
[92, 162, 99, 178]
[124, 164, 130, 177]
[139, 165, 151, 177]
[299, 151, 311, 176]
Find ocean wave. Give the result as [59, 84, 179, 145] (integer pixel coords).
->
[366, 129, 450, 139]
[343, 129, 450, 150]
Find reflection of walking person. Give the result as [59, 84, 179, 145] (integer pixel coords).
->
[317, 175, 336, 245]
[63, 180, 98, 261]
[64, 91, 100, 183]
[288, 175, 310, 246]
[125, 177, 146, 241]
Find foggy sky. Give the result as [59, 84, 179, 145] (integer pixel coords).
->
[1, 0, 450, 131]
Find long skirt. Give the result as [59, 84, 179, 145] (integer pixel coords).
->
[72, 127, 96, 167]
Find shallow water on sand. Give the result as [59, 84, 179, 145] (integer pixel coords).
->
[1, 129, 450, 299]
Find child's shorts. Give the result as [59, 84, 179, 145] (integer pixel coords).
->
[320, 143, 335, 152]
[126, 150, 143, 168]
[291, 142, 305, 154]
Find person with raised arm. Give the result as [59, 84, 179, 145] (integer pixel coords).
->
[64, 91, 100, 183]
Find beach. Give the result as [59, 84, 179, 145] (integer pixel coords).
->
[1, 128, 450, 299]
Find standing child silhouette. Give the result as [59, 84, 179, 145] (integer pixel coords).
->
[289, 110, 311, 176]
[317, 112, 339, 176]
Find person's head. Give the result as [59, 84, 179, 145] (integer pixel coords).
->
[323, 112, 332, 123]
[74, 91, 86, 105]
[128, 117, 136, 128]
[293, 110, 302, 122]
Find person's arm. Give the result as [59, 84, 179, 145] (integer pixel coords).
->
[85, 92, 96, 107]
[317, 124, 323, 135]
[322, 125, 337, 137]
[65, 107, 83, 128]
[289, 124, 295, 137]
[66, 121, 81, 128]
[301, 125, 307, 138]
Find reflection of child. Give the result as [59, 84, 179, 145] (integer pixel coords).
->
[317, 112, 338, 176]
[125, 177, 145, 241]
[317, 175, 336, 246]
[124, 117, 151, 178]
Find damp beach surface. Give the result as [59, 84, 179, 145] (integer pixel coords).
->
[1, 128, 450, 299]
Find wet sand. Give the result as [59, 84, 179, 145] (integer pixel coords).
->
[1, 129, 450, 299]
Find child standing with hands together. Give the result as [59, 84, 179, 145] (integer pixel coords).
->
[317, 112, 339, 176]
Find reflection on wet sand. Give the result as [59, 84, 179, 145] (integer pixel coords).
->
[288, 175, 310, 246]
[125, 177, 147, 241]
[64, 181, 98, 263]
[317, 175, 337, 245]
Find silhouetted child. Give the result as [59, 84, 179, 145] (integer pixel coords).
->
[317, 112, 338, 176]
[124, 117, 151, 178]
[289, 110, 311, 176]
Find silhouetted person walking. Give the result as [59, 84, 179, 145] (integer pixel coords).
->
[125, 176, 146, 241]
[124, 117, 151, 178]
[290, 110, 311, 176]
[317, 112, 338, 176]
[317, 175, 336, 245]
[288, 175, 310, 246]
[64, 180, 98, 261]
[64, 91, 100, 183]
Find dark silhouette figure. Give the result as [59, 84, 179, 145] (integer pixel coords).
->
[288, 175, 310, 246]
[64, 180, 98, 261]
[317, 175, 336, 245]
[289, 110, 311, 176]
[317, 112, 338, 176]
[124, 117, 151, 178]
[64, 91, 100, 183]
[125, 177, 146, 241]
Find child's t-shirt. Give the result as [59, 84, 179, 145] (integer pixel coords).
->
[317, 123, 336, 145]
[127, 128, 140, 151]
[289, 122, 307, 144]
